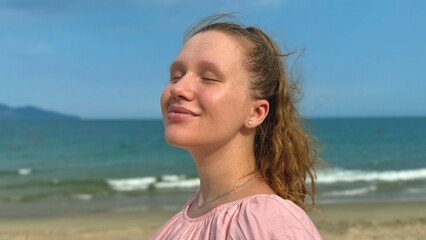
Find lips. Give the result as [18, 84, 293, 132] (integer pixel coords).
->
[167, 105, 199, 120]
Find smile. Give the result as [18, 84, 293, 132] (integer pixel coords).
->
[167, 105, 199, 120]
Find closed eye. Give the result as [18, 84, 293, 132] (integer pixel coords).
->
[202, 77, 219, 82]
[170, 72, 184, 83]
[171, 76, 182, 82]
[169, 61, 185, 83]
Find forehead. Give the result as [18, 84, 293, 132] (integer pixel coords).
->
[173, 31, 245, 71]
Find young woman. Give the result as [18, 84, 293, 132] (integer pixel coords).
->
[151, 15, 321, 239]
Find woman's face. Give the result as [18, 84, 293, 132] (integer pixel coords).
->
[161, 30, 254, 149]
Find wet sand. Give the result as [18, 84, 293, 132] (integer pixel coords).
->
[1, 201, 425, 240]
[313, 201, 426, 240]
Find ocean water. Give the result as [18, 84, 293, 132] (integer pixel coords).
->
[0, 118, 425, 217]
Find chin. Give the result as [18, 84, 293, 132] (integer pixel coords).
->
[163, 122, 197, 147]
[164, 131, 189, 148]
[164, 132, 207, 151]
[164, 136, 183, 147]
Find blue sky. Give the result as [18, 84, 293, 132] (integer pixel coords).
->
[1, 0, 425, 119]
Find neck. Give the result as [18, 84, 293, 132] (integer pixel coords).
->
[188, 136, 257, 206]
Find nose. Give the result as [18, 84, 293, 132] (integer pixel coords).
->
[170, 74, 194, 101]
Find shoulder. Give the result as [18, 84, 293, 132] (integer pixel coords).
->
[242, 194, 308, 221]
[229, 194, 322, 239]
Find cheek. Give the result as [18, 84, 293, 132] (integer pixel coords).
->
[160, 86, 171, 113]
[207, 91, 248, 121]
[215, 89, 246, 109]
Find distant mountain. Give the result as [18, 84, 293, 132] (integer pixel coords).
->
[0, 103, 80, 120]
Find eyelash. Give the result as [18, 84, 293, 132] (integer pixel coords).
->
[170, 75, 182, 82]
[169, 73, 219, 83]
[171, 78, 217, 84]
[202, 77, 218, 82]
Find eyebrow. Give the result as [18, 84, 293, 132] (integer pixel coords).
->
[170, 60, 225, 79]
[170, 61, 185, 72]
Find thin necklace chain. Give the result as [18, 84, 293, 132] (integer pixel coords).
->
[196, 173, 258, 209]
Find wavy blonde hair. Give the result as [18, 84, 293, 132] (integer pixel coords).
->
[185, 15, 318, 211]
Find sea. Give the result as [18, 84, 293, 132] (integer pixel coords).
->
[1, 117, 425, 217]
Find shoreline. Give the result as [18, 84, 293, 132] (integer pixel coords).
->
[1, 200, 425, 240]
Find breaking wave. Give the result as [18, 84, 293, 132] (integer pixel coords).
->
[316, 168, 426, 184]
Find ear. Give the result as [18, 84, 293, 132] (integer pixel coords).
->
[246, 99, 269, 128]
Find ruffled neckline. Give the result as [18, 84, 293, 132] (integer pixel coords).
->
[182, 192, 278, 222]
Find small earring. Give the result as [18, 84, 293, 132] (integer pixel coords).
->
[248, 120, 253, 125]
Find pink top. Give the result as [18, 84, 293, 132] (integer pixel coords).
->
[150, 194, 322, 240]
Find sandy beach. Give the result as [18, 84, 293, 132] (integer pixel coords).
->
[313, 201, 426, 240]
[1, 201, 425, 240]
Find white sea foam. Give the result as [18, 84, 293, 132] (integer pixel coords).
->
[107, 177, 157, 191]
[73, 193, 93, 201]
[316, 168, 426, 184]
[323, 185, 377, 197]
[107, 175, 200, 192]
[154, 178, 200, 189]
[161, 175, 181, 182]
[107, 168, 426, 192]
[18, 168, 32, 175]
[407, 187, 426, 194]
